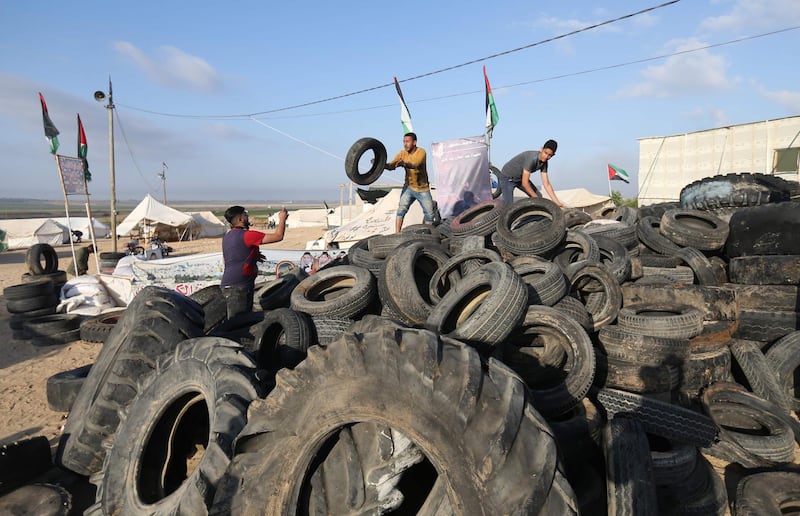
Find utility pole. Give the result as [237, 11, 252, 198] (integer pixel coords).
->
[94, 77, 117, 252]
[157, 162, 168, 204]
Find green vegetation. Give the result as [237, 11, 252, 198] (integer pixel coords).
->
[611, 190, 638, 208]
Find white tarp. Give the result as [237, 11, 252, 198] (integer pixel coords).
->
[116, 194, 193, 237]
[324, 188, 437, 246]
[52, 217, 111, 240]
[269, 208, 329, 228]
[536, 188, 613, 216]
[431, 135, 492, 218]
[0, 218, 67, 249]
[186, 211, 226, 238]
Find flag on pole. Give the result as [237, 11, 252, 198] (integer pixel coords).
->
[77, 114, 91, 182]
[393, 77, 413, 134]
[608, 163, 630, 183]
[39, 92, 60, 154]
[484, 66, 499, 138]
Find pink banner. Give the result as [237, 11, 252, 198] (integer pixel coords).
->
[430, 135, 491, 218]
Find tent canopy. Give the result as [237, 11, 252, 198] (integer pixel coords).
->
[536, 188, 612, 216]
[116, 194, 193, 239]
[186, 211, 226, 239]
[0, 218, 67, 249]
[52, 217, 111, 240]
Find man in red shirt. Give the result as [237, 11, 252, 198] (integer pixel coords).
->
[221, 205, 288, 318]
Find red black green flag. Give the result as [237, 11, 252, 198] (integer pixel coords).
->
[38, 92, 60, 154]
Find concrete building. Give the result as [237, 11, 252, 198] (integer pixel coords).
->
[638, 115, 800, 206]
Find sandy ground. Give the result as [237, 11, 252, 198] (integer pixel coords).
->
[0, 226, 328, 446]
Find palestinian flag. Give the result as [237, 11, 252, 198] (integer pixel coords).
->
[484, 66, 499, 137]
[394, 77, 413, 134]
[608, 163, 630, 183]
[78, 114, 91, 181]
[38, 92, 60, 154]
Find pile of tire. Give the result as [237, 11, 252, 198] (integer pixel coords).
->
[8, 172, 800, 514]
[3, 244, 83, 347]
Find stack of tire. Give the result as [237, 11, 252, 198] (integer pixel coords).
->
[98, 251, 126, 274]
[4, 244, 82, 346]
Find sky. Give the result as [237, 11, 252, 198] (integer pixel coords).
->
[1, 0, 798, 204]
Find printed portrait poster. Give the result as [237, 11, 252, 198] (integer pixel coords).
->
[57, 155, 87, 195]
[430, 135, 491, 219]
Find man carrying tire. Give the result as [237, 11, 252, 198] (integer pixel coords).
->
[385, 132, 436, 232]
[498, 140, 566, 207]
[221, 206, 288, 318]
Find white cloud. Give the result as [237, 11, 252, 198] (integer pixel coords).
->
[616, 38, 733, 98]
[759, 87, 800, 112]
[701, 0, 800, 32]
[113, 42, 222, 94]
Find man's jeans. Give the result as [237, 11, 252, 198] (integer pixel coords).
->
[222, 286, 254, 319]
[396, 186, 436, 222]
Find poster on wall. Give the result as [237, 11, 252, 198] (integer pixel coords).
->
[430, 135, 491, 219]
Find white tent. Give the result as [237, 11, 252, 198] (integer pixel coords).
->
[537, 188, 613, 216]
[186, 211, 226, 239]
[0, 218, 67, 249]
[324, 188, 434, 247]
[269, 208, 330, 228]
[116, 194, 193, 240]
[52, 217, 111, 241]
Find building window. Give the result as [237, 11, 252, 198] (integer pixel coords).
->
[774, 147, 800, 173]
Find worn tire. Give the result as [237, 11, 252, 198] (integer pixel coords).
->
[428, 248, 501, 304]
[603, 416, 658, 516]
[56, 287, 205, 476]
[509, 256, 568, 306]
[26, 243, 59, 275]
[729, 255, 800, 285]
[79, 311, 124, 343]
[726, 202, 800, 257]
[290, 265, 376, 319]
[637, 216, 682, 255]
[213, 321, 578, 515]
[565, 261, 622, 331]
[0, 436, 53, 495]
[5, 292, 58, 314]
[30, 328, 81, 347]
[680, 346, 732, 399]
[368, 232, 440, 259]
[734, 471, 800, 516]
[552, 229, 600, 270]
[735, 310, 800, 343]
[256, 273, 301, 311]
[591, 234, 631, 284]
[46, 364, 92, 412]
[0, 484, 71, 515]
[659, 209, 729, 251]
[765, 331, 800, 414]
[250, 308, 314, 370]
[450, 199, 505, 237]
[617, 303, 704, 339]
[494, 198, 567, 257]
[598, 325, 689, 367]
[680, 172, 792, 210]
[425, 261, 527, 349]
[3, 278, 54, 301]
[621, 283, 737, 321]
[344, 137, 387, 185]
[88, 337, 262, 515]
[729, 339, 792, 412]
[22, 314, 82, 338]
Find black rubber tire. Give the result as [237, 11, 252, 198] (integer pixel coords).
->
[3, 278, 54, 301]
[0, 484, 72, 515]
[591, 234, 631, 284]
[704, 400, 795, 464]
[79, 311, 124, 343]
[30, 328, 81, 347]
[679, 346, 732, 399]
[46, 364, 92, 412]
[621, 283, 737, 321]
[188, 284, 227, 332]
[311, 316, 354, 346]
[638, 252, 682, 268]
[563, 208, 593, 228]
[0, 436, 53, 495]
[675, 246, 720, 286]
[56, 287, 205, 476]
[596, 355, 679, 393]
[503, 305, 596, 416]
[213, 320, 578, 515]
[21, 269, 67, 286]
[617, 303, 704, 339]
[729, 339, 792, 412]
[207, 311, 266, 346]
[726, 201, 800, 257]
[729, 255, 800, 285]
[26, 243, 59, 275]
[735, 310, 800, 343]
[765, 331, 800, 414]
[378, 241, 450, 325]
[7, 307, 58, 331]
[659, 209, 730, 251]
[494, 198, 567, 257]
[450, 199, 505, 237]
[680, 172, 792, 210]
[489, 165, 502, 199]
[638, 201, 681, 220]
[657, 455, 728, 516]
[344, 137, 387, 185]
[367, 232, 440, 259]
[509, 256, 569, 306]
[637, 216, 682, 255]
[425, 261, 528, 349]
[428, 248, 501, 304]
[250, 308, 314, 370]
[547, 397, 604, 460]
[734, 471, 800, 516]
[641, 265, 695, 284]
[603, 205, 639, 226]
[689, 320, 738, 353]
[596, 388, 718, 447]
[552, 294, 593, 331]
[290, 265, 376, 319]
[603, 416, 658, 516]
[99, 251, 126, 261]
[552, 229, 600, 270]
[581, 221, 638, 250]
[88, 337, 262, 515]
[256, 273, 301, 311]
[347, 235, 386, 277]
[23, 314, 82, 338]
[727, 283, 800, 312]
[597, 325, 689, 366]
[564, 261, 622, 331]
[648, 436, 698, 486]
[5, 292, 58, 314]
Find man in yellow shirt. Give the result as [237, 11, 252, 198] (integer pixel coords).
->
[385, 132, 435, 232]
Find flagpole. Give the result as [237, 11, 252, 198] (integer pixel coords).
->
[83, 179, 100, 274]
[55, 155, 79, 280]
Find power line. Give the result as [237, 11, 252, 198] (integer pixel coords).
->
[114, 110, 158, 194]
[116, 0, 681, 120]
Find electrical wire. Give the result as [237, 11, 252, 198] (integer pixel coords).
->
[114, 110, 158, 193]
[116, 0, 682, 119]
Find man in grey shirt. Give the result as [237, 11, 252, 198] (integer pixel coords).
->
[498, 139, 566, 207]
